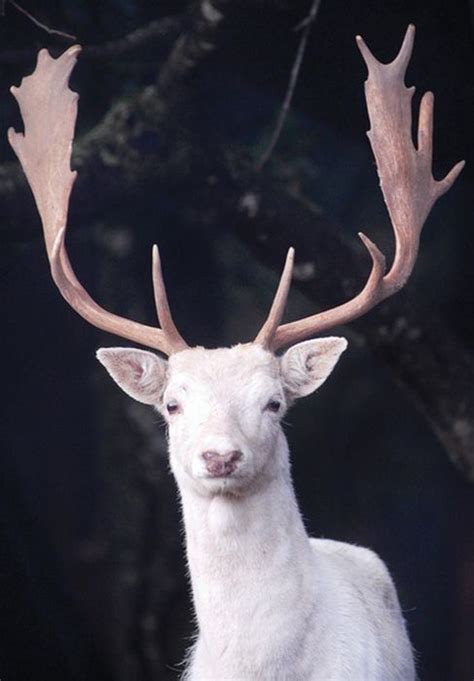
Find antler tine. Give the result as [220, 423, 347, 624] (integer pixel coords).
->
[152, 245, 188, 352]
[254, 247, 295, 348]
[259, 234, 386, 351]
[256, 24, 464, 352]
[9, 46, 188, 356]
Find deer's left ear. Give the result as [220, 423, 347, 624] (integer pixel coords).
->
[96, 347, 168, 405]
[280, 337, 348, 399]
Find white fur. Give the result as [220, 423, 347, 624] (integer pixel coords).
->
[97, 340, 415, 681]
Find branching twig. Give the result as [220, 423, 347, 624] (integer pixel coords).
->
[0, 15, 183, 64]
[8, 0, 76, 41]
[255, 0, 322, 172]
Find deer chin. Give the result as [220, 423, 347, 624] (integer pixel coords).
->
[200, 475, 246, 497]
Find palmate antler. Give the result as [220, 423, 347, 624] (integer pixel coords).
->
[256, 24, 464, 351]
[8, 46, 188, 356]
[9, 26, 463, 356]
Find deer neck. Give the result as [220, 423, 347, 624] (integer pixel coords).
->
[175, 430, 315, 642]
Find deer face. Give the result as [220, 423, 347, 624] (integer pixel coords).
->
[163, 345, 287, 496]
[97, 338, 347, 497]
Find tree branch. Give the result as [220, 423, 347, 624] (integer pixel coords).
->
[255, 0, 322, 172]
[7, 0, 76, 41]
[0, 15, 183, 64]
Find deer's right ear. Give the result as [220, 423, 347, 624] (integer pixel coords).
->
[96, 348, 168, 405]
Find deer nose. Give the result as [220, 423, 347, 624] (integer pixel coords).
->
[202, 450, 243, 477]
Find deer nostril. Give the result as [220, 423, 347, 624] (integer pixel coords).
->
[201, 450, 243, 464]
[224, 450, 243, 464]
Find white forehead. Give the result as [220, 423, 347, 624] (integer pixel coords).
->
[167, 344, 280, 396]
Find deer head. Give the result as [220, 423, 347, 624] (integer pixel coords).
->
[9, 26, 463, 497]
[96, 339, 346, 496]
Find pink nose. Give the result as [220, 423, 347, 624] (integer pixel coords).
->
[202, 450, 243, 477]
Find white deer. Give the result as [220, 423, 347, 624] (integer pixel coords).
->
[9, 24, 463, 681]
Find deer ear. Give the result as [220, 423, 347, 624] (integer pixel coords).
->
[280, 337, 348, 399]
[96, 347, 168, 405]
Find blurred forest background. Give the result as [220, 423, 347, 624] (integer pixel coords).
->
[1, 1, 474, 680]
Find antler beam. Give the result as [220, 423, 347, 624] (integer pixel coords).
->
[9, 46, 188, 356]
[256, 24, 464, 352]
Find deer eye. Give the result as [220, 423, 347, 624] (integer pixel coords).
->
[265, 399, 281, 414]
[166, 400, 180, 415]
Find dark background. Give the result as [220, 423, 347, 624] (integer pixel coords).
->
[1, 1, 473, 680]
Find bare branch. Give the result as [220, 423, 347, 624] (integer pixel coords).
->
[8, 0, 76, 41]
[255, 0, 322, 172]
[0, 15, 183, 64]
